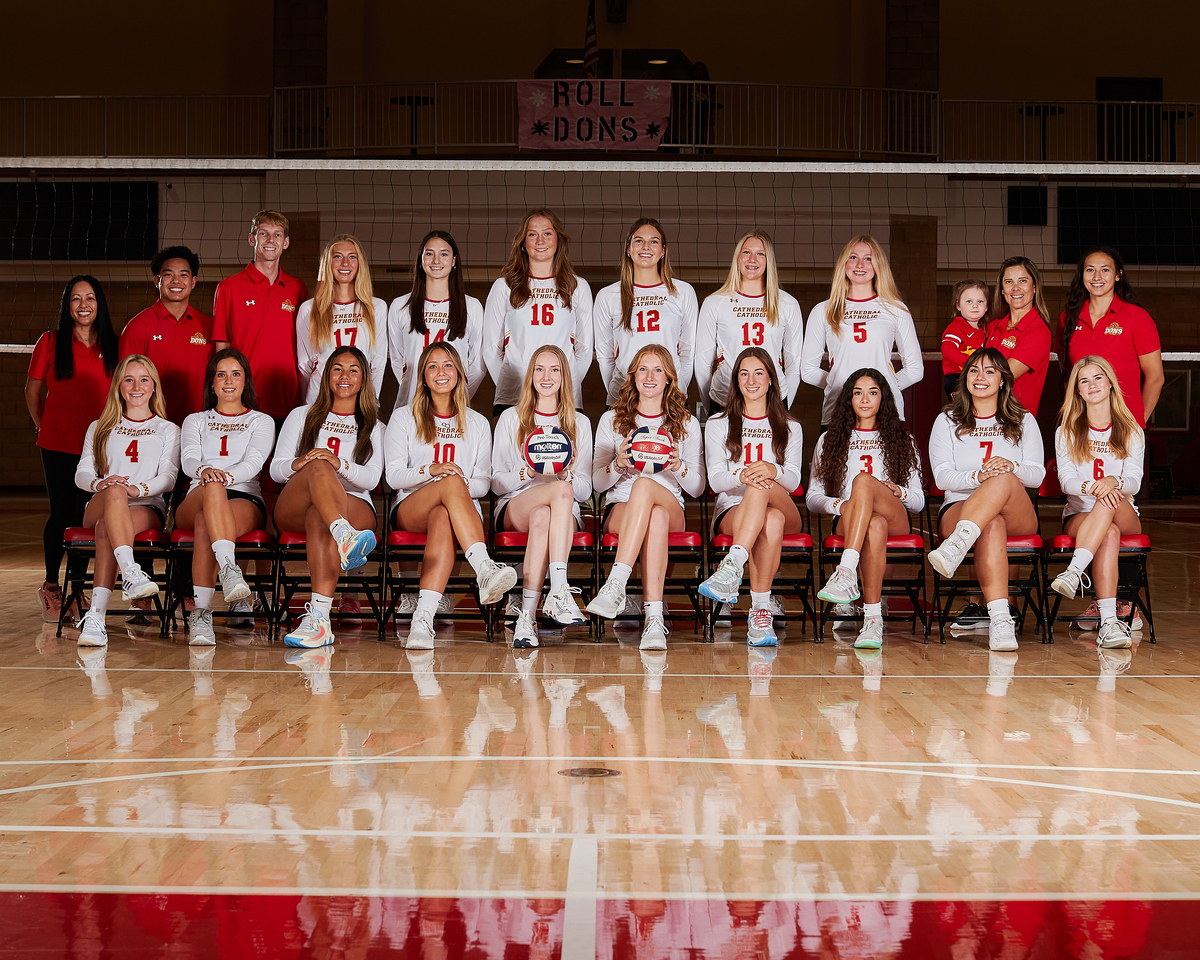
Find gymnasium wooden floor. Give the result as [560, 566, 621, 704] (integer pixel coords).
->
[3, 492, 1200, 957]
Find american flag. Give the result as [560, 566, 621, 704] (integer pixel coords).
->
[583, 0, 599, 79]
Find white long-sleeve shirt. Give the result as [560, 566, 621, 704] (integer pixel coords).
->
[928, 412, 1045, 507]
[805, 429, 926, 516]
[294, 298, 388, 403]
[179, 408, 276, 498]
[387, 293, 485, 407]
[1055, 424, 1144, 518]
[593, 279, 699, 404]
[384, 405, 492, 508]
[483, 276, 593, 408]
[269, 405, 385, 507]
[801, 296, 924, 424]
[76, 415, 181, 514]
[491, 407, 593, 523]
[694, 290, 804, 410]
[704, 413, 805, 523]
[591, 410, 706, 508]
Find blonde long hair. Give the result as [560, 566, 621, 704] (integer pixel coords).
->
[297, 346, 378, 465]
[1059, 355, 1141, 464]
[515, 345, 578, 451]
[613, 344, 690, 443]
[825, 235, 907, 338]
[410, 341, 470, 444]
[92, 354, 169, 476]
[714, 230, 781, 325]
[500, 209, 578, 311]
[308, 234, 377, 351]
[618, 217, 677, 332]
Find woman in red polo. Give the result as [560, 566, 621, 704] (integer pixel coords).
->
[983, 256, 1052, 416]
[1058, 245, 1163, 429]
[25, 276, 119, 623]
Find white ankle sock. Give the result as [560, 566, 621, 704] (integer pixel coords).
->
[863, 601, 882, 619]
[416, 589, 440, 619]
[522, 589, 540, 614]
[1097, 597, 1118, 621]
[549, 561, 568, 590]
[212, 539, 236, 569]
[750, 590, 771, 610]
[956, 520, 982, 547]
[194, 586, 215, 609]
[841, 548, 861, 573]
[1068, 548, 1094, 574]
[91, 587, 112, 617]
[727, 544, 749, 569]
[310, 592, 333, 619]
[644, 600, 664, 618]
[986, 599, 1009, 621]
[113, 545, 135, 573]
[464, 542, 490, 575]
[609, 562, 633, 589]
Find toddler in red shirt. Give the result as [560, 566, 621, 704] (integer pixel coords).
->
[941, 279, 989, 398]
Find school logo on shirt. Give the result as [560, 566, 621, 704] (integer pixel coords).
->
[1001, 335, 1018, 350]
[189, 334, 208, 345]
[282, 299, 297, 314]
[1103, 324, 1124, 335]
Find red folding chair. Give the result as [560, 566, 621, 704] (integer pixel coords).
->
[164, 529, 277, 638]
[57, 527, 171, 637]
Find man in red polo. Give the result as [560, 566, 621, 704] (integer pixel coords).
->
[119, 246, 213, 425]
[213, 210, 309, 421]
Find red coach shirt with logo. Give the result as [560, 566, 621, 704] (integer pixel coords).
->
[28, 331, 112, 455]
[983, 309, 1051, 416]
[212, 263, 308, 419]
[1058, 298, 1160, 427]
[119, 300, 214, 425]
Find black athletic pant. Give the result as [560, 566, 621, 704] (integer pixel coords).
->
[40, 447, 87, 584]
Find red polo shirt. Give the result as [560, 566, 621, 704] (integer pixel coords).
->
[212, 263, 308, 419]
[984, 309, 1051, 416]
[119, 300, 214, 425]
[1057, 298, 1160, 427]
[28, 330, 113, 456]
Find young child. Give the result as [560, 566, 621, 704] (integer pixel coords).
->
[941, 280, 990, 399]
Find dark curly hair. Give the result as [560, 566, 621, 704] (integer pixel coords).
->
[945, 347, 1026, 444]
[1059, 245, 1140, 379]
[815, 367, 918, 496]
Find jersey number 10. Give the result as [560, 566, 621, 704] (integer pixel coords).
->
[433, 442, 456, 464]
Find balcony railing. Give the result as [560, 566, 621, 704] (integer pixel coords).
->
[1, 86, 1198, 163]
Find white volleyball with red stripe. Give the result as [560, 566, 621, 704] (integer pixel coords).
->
[629, 425, 674, 474]
[524, 425, 573, 475]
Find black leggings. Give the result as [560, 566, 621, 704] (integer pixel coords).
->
[41, 447, 87, 584]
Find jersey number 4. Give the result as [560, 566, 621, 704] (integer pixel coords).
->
[741, 322, 765, 346]
[530, 304, 554, 326]
[125, 440, 139, 463]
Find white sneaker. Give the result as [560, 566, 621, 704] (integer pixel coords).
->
[988, 615, 1018, 652]
[818, 566, 860, 604]
[396, 592, 418, 619]
[227, 597, 254, 628]
[1051, 568, 1090, 600]
[586, 578, 627, 619]
[405, 609, 436, 650]
[766, 595, 787, 630]
[77, 610, 108, 647]
[330, 519, 376, 571]
[699, 556, 743, 604]
[746, 607, 778, 647]
[188, 608, 216, 646]
[543, 584, 587, 625]
[929, 526, 975, 579]
[616, 592, 642, 627]
[1097, 616, 1133, 649]
[218, 562, 251, 603]
[120, 563, 158, 601]
[476, 560, 518, 606]
[854, 616, 884, 650]
[283, 605, 334, 648]
[502, 594, 522, 622]
[640, 614, 668, 650]
[512, 610, 538, 649]
[831, 603, 861, 632]
[436, 593, 457, 624]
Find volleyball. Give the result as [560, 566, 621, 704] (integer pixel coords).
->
[524, 426, 573, 475]
[629, 425, 674, 474]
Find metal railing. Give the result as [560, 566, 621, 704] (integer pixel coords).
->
[3, 87, 1198, 163]
[0, 95, 270, 158]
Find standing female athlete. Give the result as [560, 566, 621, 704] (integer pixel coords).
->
[74, 355, 180, 646]
[491, 345, 593, 647]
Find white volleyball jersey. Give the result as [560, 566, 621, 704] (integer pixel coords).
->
[694, 289, 803, 409]
[491, 407, 594, 521]
[294, 298, 388, 403]
[387, 293, 485, 407]
[801, 297, 924, 424]
[1055, 423, 1144, 517]
[269, 405, 385, 506]
[592, 410, 705, 508]
[593, 279, 699, 404]
[483, 276, 594, 407]
[928, 411, 1045, 507]
[180, 408, 276, 498]
[805, 429, 926, 516]
[704, 414, 805, 523]
[384, 405, 492, 506]
[76, 415, 181, 514]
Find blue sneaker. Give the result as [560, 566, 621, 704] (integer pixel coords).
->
[284, 604, 334, 648]
[331, 519, 376, 571]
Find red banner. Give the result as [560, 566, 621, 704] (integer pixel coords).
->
[518, 80, 673, 151]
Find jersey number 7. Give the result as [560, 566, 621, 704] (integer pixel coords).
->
[979, 440, 993, 462]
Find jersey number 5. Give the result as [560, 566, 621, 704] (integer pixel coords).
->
[853, 322, 867, 343]
[530, 304, 554, 326]
[741, 322, 765, 346]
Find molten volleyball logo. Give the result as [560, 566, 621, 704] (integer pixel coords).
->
[524, 426, 573, 475]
